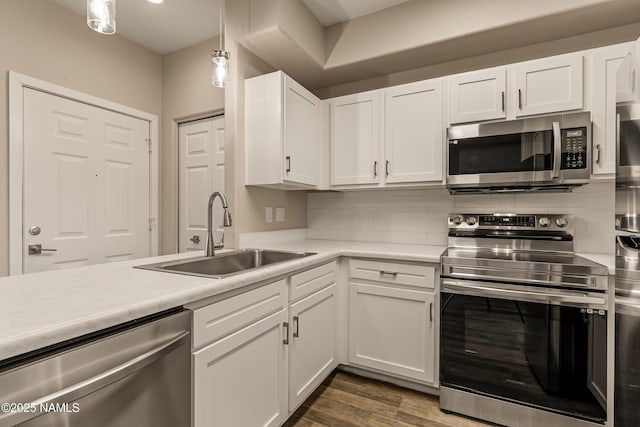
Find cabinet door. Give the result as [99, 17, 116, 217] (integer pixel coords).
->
[193, 309, 288, 427]
[289, 284, 337, 410]
[349, 283, 436, 383]
[330, 92, 382, 185]
[384, 80, 444, 184]
[515, 53, 583, 117]
[284, 76, 321, 186]
[592, 43, 633, 175]
[448, 68, 506, 124]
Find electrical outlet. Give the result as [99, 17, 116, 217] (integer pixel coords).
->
[276, 207, 285, 222]
[265, 207, 273, 223]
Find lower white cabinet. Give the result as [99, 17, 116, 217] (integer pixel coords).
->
[288, 283, 338, 410]
[193, 308, 288, 427]
[348, 259, 437, 385]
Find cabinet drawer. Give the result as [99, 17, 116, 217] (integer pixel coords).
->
[349, 259, 435, 289]
[290, 261, 337, 301]
[192, 279, 287, 349]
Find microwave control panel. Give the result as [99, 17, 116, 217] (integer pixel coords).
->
[561, 127, 587, 169]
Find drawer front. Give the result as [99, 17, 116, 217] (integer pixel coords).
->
[349, 259, 435, 289]
[290, 261, 337, 301]
[192, 279, 287, 349]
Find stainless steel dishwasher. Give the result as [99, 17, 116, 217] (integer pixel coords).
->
[0, 308, 190, 427]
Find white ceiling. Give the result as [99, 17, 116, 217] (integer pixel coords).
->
[302, 0, 410, 26]
[51, 0, 221, 54]
[51, 0, 411, 55]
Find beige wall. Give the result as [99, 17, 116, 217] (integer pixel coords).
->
[0, 0, 162, 276]
[160, 37, 225, 254]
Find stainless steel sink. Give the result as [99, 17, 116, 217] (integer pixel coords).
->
[134, 249, 316, 279]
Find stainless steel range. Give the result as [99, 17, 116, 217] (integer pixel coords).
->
[439, 213, 609, 427]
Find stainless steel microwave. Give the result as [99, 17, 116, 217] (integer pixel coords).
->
[446, 112, 591, 193]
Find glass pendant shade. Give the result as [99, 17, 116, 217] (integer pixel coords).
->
[212, 50, 230, 88]
[87, 0, 116, 35]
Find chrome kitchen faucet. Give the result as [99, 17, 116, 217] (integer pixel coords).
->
[204, 191, 232, 257]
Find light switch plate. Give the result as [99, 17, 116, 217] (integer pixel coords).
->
[276, 207, 285, 222]
[266, 207, 273, 223]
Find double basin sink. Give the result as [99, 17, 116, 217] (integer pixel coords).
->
[135, 248, 317, 279]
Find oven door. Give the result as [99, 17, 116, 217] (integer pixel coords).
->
[440, 278, 607, 424]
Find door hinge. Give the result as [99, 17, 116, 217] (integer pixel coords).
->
[146, 138, 152, 153]
[148, 217, 156, 231]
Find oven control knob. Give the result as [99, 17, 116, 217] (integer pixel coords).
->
[555, 217, 568, 228]
[539, 217, 551, 227]
[466, 216, 477, 225]
[451, 215, 464, 225]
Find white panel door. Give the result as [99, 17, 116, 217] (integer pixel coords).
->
[592, 44, 633, 175]
[178, 116, 224, 253]
[23, 88, 150, 273]
[349, 282, 436, 383]
[448, 68, 506, 124]
[288, 284, 337, 411]
[515, 53, 583, 117]
[384, 79, 444, 184]
[193, 309, 288, 427]
[330, 91, 382, 186]
[284, 77, 320, 186]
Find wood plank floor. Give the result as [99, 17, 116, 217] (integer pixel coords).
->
[284, 370, 490, 427]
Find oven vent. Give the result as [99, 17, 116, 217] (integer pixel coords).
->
[448, 185, 579, 195]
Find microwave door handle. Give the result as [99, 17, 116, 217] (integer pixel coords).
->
[616, 113, 621, 168]
[552, 121, 561, 178]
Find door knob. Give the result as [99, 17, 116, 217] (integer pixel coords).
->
[190, 235, 201, 244]
[28, 244, 57, 255]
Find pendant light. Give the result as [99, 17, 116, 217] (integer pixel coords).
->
[87, 0, 116, 35]
[212, 0, 230, 88]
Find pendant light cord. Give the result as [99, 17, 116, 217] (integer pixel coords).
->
[219, 0, 225, 51]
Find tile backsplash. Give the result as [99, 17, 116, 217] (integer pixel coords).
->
[307, 182, 615, 254]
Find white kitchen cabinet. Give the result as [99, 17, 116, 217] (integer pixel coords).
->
[384, 79, 444, 184]
[193, 308, 288, 427]
[245, 70, 322, 188]
[448, 68, 506, 124]
[330, 91, 383, 186]
[515, 53, 584, 117]
[348, 259, 437, 384]
[288, 284, 338, 411]
[591, 43, 634, 176]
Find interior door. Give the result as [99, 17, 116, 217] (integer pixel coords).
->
[23, 88, 150, 273]
[178, 116, 225, 253]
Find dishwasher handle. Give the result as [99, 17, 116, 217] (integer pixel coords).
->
[0, 330, 189, 427]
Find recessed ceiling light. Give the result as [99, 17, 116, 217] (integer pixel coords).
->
[148, 0, 163, 4]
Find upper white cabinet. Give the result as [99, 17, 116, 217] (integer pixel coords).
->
[449, 68, 506, 124]
[385, 80, 444, 184]
[330, 91, 383, 186]
[591, 42, 634, 176]
[330, 80, 444, 187]
[245, 71, 322, 189]
[515, 53, 584, 117]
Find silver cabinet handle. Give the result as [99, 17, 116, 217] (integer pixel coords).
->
[385, 160, 390, 177]
[285, 156, 291, 173]
[379, 270, 397, 278]
[373, 161, 378, 177]
[293, 316, 299, 338]
[633, 69, 636, 93]
[283, 322, 289, 345]
[552, 121, 561, 178]
[429, 302, 433, 322]
[28, 244, 57, 255]
[0, 331, 188, 427]
[190, 235, 200, 244]
[595, 144, 601, 165]
[518, 88, 522, 109]
[501, 91, 505, 112]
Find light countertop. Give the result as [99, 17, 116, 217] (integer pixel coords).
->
[0, 239, 613, 362]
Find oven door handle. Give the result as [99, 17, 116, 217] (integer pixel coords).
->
[441, 279, 607, 309]
[552, 121, 562, 179]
